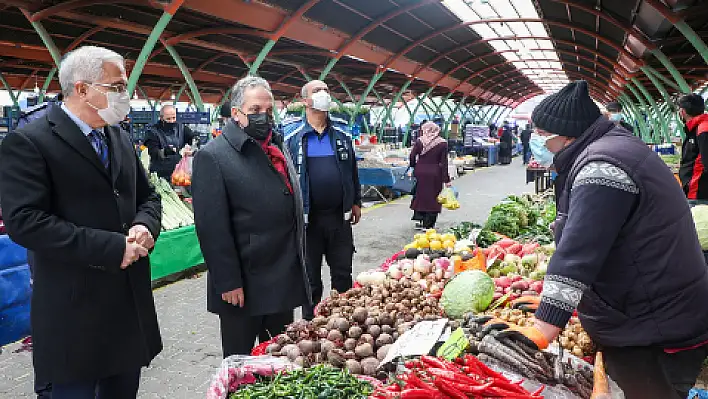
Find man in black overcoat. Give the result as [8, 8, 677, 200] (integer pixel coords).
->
[0, 45, 162, 399]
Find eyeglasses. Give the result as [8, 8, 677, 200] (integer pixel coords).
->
[91, 83, 127, 93]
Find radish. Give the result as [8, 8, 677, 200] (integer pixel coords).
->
[497, 238, 516, 248]
[496, 276, 512, 288]
[511, 275, 523, 282]
[530, 281, 544, 294]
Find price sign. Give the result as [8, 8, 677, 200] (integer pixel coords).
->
[436, 327, 469, 360]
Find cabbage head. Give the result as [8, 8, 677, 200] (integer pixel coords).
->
[440, 270, 495, 318]
[691, 205, 708, 250]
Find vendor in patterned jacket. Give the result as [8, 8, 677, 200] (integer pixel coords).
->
[489, 81, 708, 399]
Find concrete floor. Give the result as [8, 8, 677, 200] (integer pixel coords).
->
[0, 158, 531, 398]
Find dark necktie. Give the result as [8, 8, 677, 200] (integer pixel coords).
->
[88, 129, 109, 169]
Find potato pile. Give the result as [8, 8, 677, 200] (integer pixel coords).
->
[268, 281, 442, 375]
[485, 308, 594, 358]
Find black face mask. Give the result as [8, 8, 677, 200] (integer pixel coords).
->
[243, 112, 273, 140]
[162, 121, 176, 130]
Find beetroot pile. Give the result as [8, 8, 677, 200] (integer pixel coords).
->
[267, 281, 443, 376]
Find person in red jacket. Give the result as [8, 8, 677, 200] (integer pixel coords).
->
[678, 94, 708, 203]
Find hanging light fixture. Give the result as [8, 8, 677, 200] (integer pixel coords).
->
[133, 92, 139, 100]
[170, 91, 176, 100]
[33, 84, 40, 94]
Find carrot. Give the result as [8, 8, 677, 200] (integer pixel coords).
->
[591, 351, 610, 398]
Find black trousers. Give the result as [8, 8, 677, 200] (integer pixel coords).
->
[302, 210, 354, 320]
[218, 310, 293, 357]
[50, 370, 140, 399]
[412, 211, 438, 229]
[603, 344, 708, 399]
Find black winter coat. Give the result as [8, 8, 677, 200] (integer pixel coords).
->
[192, 121, 310, 316]
[0, 106, 163, 384]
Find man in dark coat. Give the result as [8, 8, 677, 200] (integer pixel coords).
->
[192, 76, 309, 357]
[489, 81, 708, 399]
[0, 46, 162, 399]
[520, 123, 532, 164]
[144, 104, 198, 179]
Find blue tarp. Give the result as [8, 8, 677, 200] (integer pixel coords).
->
[0, 235, 31, 347]
[689, 388, 708, 399]
[358, 166, 407, 187]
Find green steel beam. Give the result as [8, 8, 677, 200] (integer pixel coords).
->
[643, 66, 681, 93]
[127, 10, 181, 96]
[0, 72, 19, 107]
[626, 83, 661, 143]
[403, 89, 436, 145]
[335, 78, 356, 102]
[165, 45, 204, 111]
[620, 95, 651, 142]
[650, 49, 692, 94]
[136, 85, 154, 109]
[673, 20, 708, 66]
[351, 71, 384, 125]
[319, 58, 339, 81]
[489, 106, 504, 124]
[375, 80, 413, 136]
[248, 40, 277, 76]
[444, 97, 467, 139]
[24, 16, 62, 67]
[174, 85, 187, 105]
[37, 67, 58, 103]
[640, 66, 673, 107]
[631, 78, 670, 142]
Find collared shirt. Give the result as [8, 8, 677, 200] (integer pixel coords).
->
[60, 103, 94, 137]
[304, 120, 343, 212]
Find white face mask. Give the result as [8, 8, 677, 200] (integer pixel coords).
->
[87, 85, 131, 126]
[311, 90, 331, 112]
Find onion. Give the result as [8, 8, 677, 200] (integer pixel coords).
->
[387, 264, 403, 280]
[413, 255, 432, 274]
[418, 279, 428, 290]
[411, 272, 422, 282]
[400, 260, 414, 276]
[444, 269, 454, 279]
[355, 272, 372, 286]
[369, 271, 387, 285]
[434, 267, 444, 281]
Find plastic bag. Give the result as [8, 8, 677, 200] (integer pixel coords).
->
[171, 155, 192, 186]
[438, 187, 460, 210]
[206, 355, 299, 399]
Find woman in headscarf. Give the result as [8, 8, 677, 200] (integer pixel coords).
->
[409, 122, 450, 229]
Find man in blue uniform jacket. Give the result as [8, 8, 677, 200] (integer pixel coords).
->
[283, 80, 362, 320]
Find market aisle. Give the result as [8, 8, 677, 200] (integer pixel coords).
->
[0, 159, 531, 399]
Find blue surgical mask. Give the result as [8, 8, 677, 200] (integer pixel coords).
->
[609, 113, 622, 122]
[530, 134, 556, 167]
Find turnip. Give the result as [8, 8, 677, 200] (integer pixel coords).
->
[376, 344, 391, 361]
[375, 333, 394, 347]
[348, 325, 363, 339]
[344, 338, 357, 351]
[327, 329, 344, 342]
[327, 349, 345, 367]
[281, 344, 300, 361]
[352, 308, 368, 324]
[368, 325, 382, 339]
[297, 339, 315, 355]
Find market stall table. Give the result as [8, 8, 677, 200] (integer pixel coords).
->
[358, 166, 408, 202]
[149, 225, 204, 280]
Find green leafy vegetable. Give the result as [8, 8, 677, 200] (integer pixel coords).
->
[691, 205, 708, 250]
[441, 270, 495, 317]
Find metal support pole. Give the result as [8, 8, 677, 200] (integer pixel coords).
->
[403, 89, 435, 145]
[620, 95, 650, 141]
[0, 72, 19, 107]
[174, 85, 187, 105]
[650, 49, 692, 94]
[336, 78, 356, 102]
[127, 2, 185, 96]
[626, 83, 660, 143]
[350, 72, 384, 125]
[39, 67, 58, 103]
[640, 66, 673, 107]
[673, 21, 708, 66]
[22, 11, 62, 67]
[642, 66, 681, 93]
[136, 85, 154, 109]
[631, 78, 669, 143]
[319, 58, 339, 81]
[488, 106, 504, 124]
[248, 40, 277, 76]
[165, 45, 204, 111]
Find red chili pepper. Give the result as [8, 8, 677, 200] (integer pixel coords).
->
[432, 378, 468, 399]
[398, 388, 439, 399]
[532, 385, 546, 395]
[490, 378, 529, 394]
[420, 355, 455, 371]
[406, 372, 437, 392]
[426, 368, 482, 387]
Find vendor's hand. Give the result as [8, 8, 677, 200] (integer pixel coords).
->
[350, 205, 362, 225]
[511, 295, 541, 312]
[121, 239, 149, 269]
[482, 318, 551, 350]
[222, 288, 245, 307]
[128, 224, 155, 250]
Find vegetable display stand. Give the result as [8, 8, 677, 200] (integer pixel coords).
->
[149, 225, 204, 280]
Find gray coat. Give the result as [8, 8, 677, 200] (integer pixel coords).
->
[191, 120, 310, 316]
